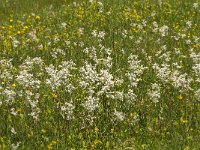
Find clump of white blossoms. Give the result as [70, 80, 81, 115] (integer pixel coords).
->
[50, 48, 66, 59]
[124, 89, 137, 104]
[153, 63, 171, 83]
[126, 54, 147, 88]
[190, 51, 200, 82]
[159, 25, 169, 37]
[15, 57, 45, 120]
[114, 109, 125, 122]
[79, 45, 124, 115]
[170, 71, 192, 91]
[16, 70, 41, 89]
[11, 142, 21, 150]
[79, 61, 123, 112]
[148, 83, 161, 104]
[83, 46, 98, 63]
[60, 102, 75, 120]
[0, 59, 16, 105]
[2, 89, 16, 105]
[45, 60, 75, 93]
[194, 89, 200, 102]
[11, 37, 20, 48]
[91, 30, 106, 42]
[153, 63, 192, 92]
[0, 59, 15, 85]
[193, 3, 199, 9]
[28, 30, 38, 42]
[82, 95, 99, 112]
[79, 62, 99, 90]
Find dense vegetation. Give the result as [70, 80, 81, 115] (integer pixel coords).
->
[0, 0, 200, 149]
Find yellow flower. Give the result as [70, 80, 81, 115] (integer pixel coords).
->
[17, 31, 21, 35]
[111, 128, 114, 133]
[52, 93, 58, 99]
[180, 117, 188, 124]
[130, 112, 136, 117]
[48, 140, 57, 150]
[41, 129, 46, 134]
[12, 83, 16, 87]
[24, 26, 29, 30]
[36, 15, 41, 20]
[178, 95, 183, 100]
[48, 144, 53, 150]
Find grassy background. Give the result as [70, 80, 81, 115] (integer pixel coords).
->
[0, 0, 200, 149]
[0, 0, 72, 21]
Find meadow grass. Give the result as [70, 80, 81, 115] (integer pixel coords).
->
[0, 0, 200, 149]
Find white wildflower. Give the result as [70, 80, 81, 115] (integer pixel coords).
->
[60, 102, 75, 120]
[3, 89, 16, 104]
[159, 25, 169, 37]
[193, 3, 198, 9]
[148, 83, 161, 103]
[114, 109, 125, 121]
[91, 30, 97, 37]
[61, 22, 67, 29]
[16, 70, 41, 89]
[125, 89, 137, 104]
[170, 71, 192, 91]
[11, 142, 21, 150]
[11, 128, 17, 135]
[12, 37, 20, 48]
[126, 55, 146, 87]
[11, 108, 17, 116]
[98, 31, 105, 39]
[194, 89, 200, 101]
[153, 63, 171, 82]
[186, 21, 192, 28]
[83, 95, 99, 112]
[45, 61, 75, 92]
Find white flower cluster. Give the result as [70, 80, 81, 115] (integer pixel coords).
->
[153, 63, 192, 91]
[0, 25, 199, 125]
[45, 61, 75, 92]
[194, 89, 200, 102]
[16, 70, 41, 89]
[190, 51, 200, 82]
[114, 109, 125, 121]
[79, 61, 123, 112]
[159, 25, 169, 37]
[0, 59, 15, 105]
[148, 83, 161, 104]
[170, 71, 192, 91]
[16, 57, 44, 120]
[60, 102, 75, 120]
[126, 54, 147, 87]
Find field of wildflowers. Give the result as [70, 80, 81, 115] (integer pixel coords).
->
[0, 0, 200, 149]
